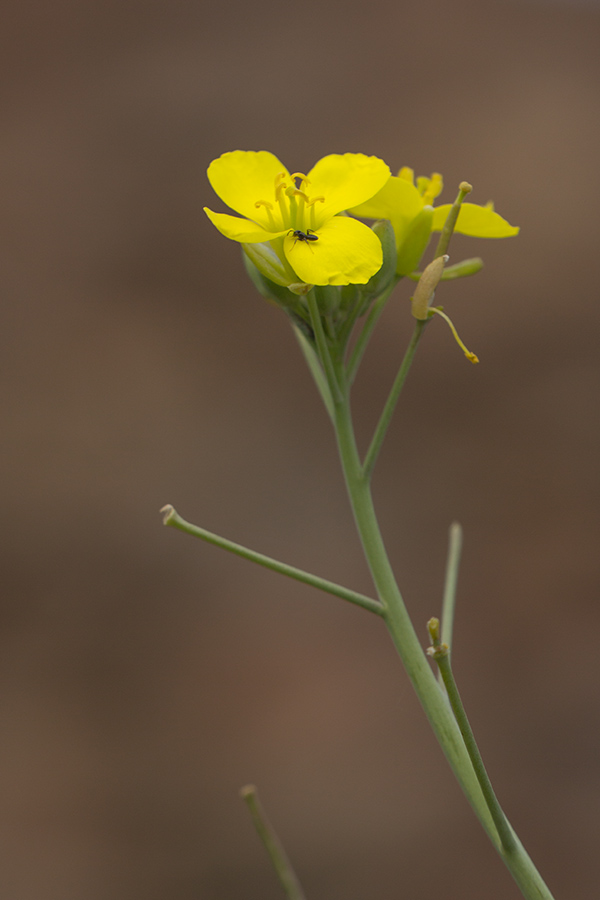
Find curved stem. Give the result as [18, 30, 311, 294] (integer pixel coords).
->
[331, 387, 556, 900]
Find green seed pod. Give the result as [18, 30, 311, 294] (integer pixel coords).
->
[411, 255, 448, 320]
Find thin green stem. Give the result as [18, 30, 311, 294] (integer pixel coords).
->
[430, 642, 516, 853]
[241, 785, 307, 900]
[336, 287, 364, 353]
[433, 182, 472, 259]
[440, 521, 463, 651]
[161, 505, 383, 616]
[362, 320, 426, 481]
[331, 392, 556, 900]
[293, 325, 334, 420]
[347, 278, 399, 384]
[306, 290, 342, 403]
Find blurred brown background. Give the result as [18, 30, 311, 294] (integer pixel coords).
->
[2, 0, 600, 897]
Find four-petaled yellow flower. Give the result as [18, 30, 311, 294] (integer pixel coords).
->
[350, 167, 519, 276]
[204, 151, 391, 287]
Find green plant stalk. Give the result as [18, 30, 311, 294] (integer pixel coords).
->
[362, 320, 426, 481]
[430, 642, 515, 853]
[241, 785, 307, 900]
[440, 521, 463, 651]
[346, 277, 400, 383]
[160, 505, 383, 616]
[329, 375, 556, 900]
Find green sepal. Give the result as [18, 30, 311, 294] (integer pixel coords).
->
[242, 240, 295, 287]
[396, 206, 434, 275]
[361, 219, 397, 299]
[242, 250, 301, 310]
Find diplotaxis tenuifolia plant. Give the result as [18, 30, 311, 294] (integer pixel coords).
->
[162, 150, 555, 900]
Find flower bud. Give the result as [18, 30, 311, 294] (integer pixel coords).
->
[439, 257, 484, 280]
[242, 241, 296, 288]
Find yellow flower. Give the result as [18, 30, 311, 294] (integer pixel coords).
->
[204, 151, 391, 286]
[350, 167, 519, 276]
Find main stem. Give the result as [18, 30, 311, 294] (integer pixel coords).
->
[331, 384, 555, 900]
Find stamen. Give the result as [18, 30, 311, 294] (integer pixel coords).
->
[429, 307, 479, 364]
[290, 189, 309, 226]
[285, 187, 298, 225]
[422, 173, 443, 205]
[254, 199, 278, 230]
[398, 166, 415, 184]
[306, 196, 325, 207]
[416, 175, 430, 196]
[289, 172, 310, 185]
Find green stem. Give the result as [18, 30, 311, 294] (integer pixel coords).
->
[161, 505, 383, 616]
[433, 182, 472, 259]
[331, 389, 556, 900]
[293, 325, 334, 420]
[362, 320, 426, 481]
[429, 640, 516, 853]
[241, 785, 307, 900]
[346, 278, 399, 384]
[440, 521, 463, 651]
[306, 290, 342, 402]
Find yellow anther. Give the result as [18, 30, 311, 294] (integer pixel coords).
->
[275, 181, 288, 202]
[306, 195, 325, 207]
[422, 172, 443, 205]
[254, 199, 273, 210]
[429, 307, 479, 364]
[274, 171, 288, 185]
[398, 166, 414, 183]
[289, 172, 310, 184]
[288, 188, 310, 202]
[485, 200, 495, 211]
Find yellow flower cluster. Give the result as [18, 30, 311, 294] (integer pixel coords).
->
[204, 151, 518, 288]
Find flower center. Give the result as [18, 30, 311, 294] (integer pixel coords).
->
[254, 171, 325, 232]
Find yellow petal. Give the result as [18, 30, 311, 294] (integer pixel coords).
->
[306, 154, 390, 226]
[432, 202, 519, 237]
[395, 206, 433, 275]
[204, 208, 286, 243]
[207, 151, 289, 229]
[284, 217, 383, 286]
[349, 175, 424, 237]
